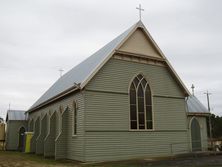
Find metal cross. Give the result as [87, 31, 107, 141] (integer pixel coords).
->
[191, 84, 195, 96]
[59, 68, 64, 77]
[136, 4, 144, 20]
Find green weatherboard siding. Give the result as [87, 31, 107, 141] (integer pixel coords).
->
[44, 112, 56, 157]
[84, 57, 189, 161]
[29, 92, 85, 161]
[86, 57, 184, 97]
[28, 57, 208, 162]
[5, 121, 27, 151]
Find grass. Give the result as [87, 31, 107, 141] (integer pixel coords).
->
[0, 151, 79, 166]
[0, 151, 222, 167]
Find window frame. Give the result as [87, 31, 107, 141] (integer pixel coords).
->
[29, 119, 34, 132]
[72, 100, 78, 136]
[129, 74, 154, 131]
[58, 106, 63, 134]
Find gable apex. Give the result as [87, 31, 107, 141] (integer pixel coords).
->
[118, 28, 163, 59]
[28, 21, 190, 112]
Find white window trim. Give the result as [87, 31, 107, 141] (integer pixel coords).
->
[129, 73, 154, 131]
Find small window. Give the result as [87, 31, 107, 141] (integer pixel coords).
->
[129, 74, 153, 130]
[73, 101, 77, 135]
[29, 119, 34, 132]
[59, 106, 63, 133]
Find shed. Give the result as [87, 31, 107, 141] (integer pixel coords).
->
[5, 110, 28, 151]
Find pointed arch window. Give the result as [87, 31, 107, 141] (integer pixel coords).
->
[130, 74, 153, 130]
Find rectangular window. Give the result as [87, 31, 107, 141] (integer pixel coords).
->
[73, 102, 77, 135]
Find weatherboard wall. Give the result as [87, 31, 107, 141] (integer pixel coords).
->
[44, 112, 56, 157]
[36, 114, 48, 155]
[84, 57, 189, 161]
[5, 121, 27, 151]
[28, 92, 85, 161]
[118, 28, 162, 59]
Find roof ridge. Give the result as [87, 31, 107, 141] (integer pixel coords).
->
[29, 21, 140, 111]
[187, 95, 209, 113]
[28, 20, 190, 112]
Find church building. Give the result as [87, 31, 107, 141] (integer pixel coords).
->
[26, 21, 210, 162]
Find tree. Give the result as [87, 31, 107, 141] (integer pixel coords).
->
[207, 114, 222, 139]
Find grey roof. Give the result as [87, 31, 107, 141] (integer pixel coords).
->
[29, 20, 190, 111]
[6, 110, 27, 121]
[187, 96, 209, 113]
[29, 22, 138, 110]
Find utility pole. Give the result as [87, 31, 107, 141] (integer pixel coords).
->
[204, 91, 213, 149]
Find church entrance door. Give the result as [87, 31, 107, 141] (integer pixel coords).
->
[18, 127, 25, 151]
[191, 118, 202, 151]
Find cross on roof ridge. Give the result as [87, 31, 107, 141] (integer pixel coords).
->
[136, 4, 144, 20]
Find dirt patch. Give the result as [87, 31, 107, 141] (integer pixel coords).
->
[0, 151, 79, 167]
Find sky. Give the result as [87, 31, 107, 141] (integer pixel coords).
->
[0, 0, 221, 119]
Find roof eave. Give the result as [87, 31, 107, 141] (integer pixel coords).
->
[136, 22, 191, 96]
[165, 60, 191, 96]
[80, 21, 142, 89]
[187, 112, 211, 116]
[29, 20, 191, 112]
[27, 85, 80, 113]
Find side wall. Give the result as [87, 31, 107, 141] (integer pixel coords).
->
[84, 58, 189, 161]
[28, 92, 85, 161]
[5, 121, 28, 151]
[44, 112, 56, 157]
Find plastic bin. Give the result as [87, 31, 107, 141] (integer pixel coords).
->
[24, 132, 33, 153]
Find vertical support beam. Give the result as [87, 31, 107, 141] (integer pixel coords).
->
[204, 91, 213, 149]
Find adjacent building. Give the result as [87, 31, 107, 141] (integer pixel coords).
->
[5, 110, 27, 151]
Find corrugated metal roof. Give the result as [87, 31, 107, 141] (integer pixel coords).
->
[187, 96, 209, 113]
[29, 22, 138, 110]
[29, 20, 190, 111]
[6, 110, 27, 121]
